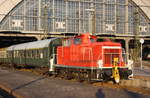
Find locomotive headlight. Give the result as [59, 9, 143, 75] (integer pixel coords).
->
[97, 60, 103, 68]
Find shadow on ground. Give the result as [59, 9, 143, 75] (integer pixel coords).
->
[11, 77, 46, 93]
[96, 89, 105, 98]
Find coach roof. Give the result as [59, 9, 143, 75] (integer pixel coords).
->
[7, 38, 58, 51]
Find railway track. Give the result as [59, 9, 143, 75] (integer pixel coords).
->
[14, 67, 150, 96]
[0, 63, 150, 96]
[0, 64, 150, 98]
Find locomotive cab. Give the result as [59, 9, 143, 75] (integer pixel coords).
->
[62, 33, 97, 46]
[76, 33, 97, 44]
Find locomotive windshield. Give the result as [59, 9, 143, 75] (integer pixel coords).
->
[74, 38, 81, 44]
[63, 39, 71, 46]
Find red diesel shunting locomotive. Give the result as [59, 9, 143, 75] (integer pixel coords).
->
[0, 33, 133, 83]
[55, 33, 133, 83]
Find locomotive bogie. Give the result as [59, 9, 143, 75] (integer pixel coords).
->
[54, 65, 132, 81]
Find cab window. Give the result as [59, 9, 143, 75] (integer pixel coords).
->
[63, 39, 71, 46]
[74, 38, 81, 45]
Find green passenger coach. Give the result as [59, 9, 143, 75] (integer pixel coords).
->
[6, 38, 62, 68]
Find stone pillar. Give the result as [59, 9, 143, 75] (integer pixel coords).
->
[125, 39, 130, 60]
[102, 0, 106, 33]
[125, 0, 129, 34]
[38, 0, 42, 31]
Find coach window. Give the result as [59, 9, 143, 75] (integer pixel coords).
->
[16, 51, 18, 57]
[29, 50, 31, 58]
[63, 39, 71, 46]
[14, 51, 17, 57]
[21, 52, 24, 58]
[32, 50, 35, 58]
[39, 49, 43, 59]
[74, 38, 81, 45]
[23, 52, 25, 58]
[30, 50, 33, 58]
[40, 52, 43, 59]
[26, 51, 29, 58]
[35, 50, 37, 58]
[28, 51, 30, 58]
[37, 50, 39, 58]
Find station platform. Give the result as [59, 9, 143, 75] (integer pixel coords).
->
[134, 67, 150, 77]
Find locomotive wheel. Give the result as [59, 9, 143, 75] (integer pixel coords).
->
[77, 72, 83, 82]
[65, 71, 72, 80]
[62, 71, 67, 79]
[53, 69, 59, 77]
[86, 71, 92, 83]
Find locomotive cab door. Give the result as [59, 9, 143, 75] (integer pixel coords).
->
[49, 39, 62, 72]
[102, 46, 121, 83]
[102, 46, 121, 67]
